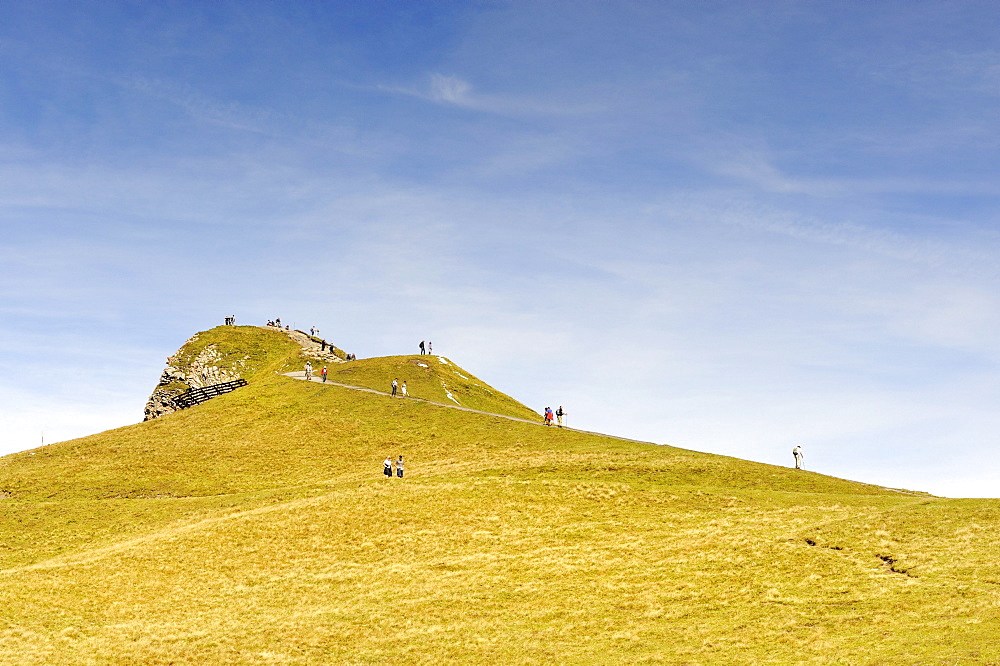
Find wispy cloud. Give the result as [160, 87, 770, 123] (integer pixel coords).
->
[379, 73, 601, 116]
[699, 141, 1000, 198]
[123, 76, 274, 132]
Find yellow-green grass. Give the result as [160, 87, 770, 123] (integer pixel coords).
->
[324, 353, 540, 420]
[0, 329, 998, 663]
[169, 325, 308, 380]
[168, 325, 538, 420]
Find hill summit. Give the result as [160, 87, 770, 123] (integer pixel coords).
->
[0, 325, 998, 663]
[144, 325, 538, 421]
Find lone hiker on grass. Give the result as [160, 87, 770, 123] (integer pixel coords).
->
[556, 406, 567, 428]
[792, 446, 804, 470]
[391, 378, 398, 397]
[384, 456, 393, 478]
[304, 361, 313, 381]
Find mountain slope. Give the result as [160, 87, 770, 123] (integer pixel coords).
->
[0, 327, 997, 664]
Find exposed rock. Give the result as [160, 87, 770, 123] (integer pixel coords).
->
[143, 337, 248, 421]
[143, 327, 348, 421]
[283, 329, 346, 364]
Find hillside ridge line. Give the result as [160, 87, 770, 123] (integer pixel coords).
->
[282, 371, 661, 446]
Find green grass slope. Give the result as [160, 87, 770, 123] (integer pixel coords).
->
[168, 325, 309, 380]
[323, 353, 540, 421]
[0, 328, 998, 664]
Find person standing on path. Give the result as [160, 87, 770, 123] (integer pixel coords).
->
[396, 455, 404, 478]
[556, 406, 567, 428]
[544, 407, 554, 426]
[304, 362, 313, 381]
[419, 340, 426, 355]
[401, 381, 408, 397]
[391, 378, 398, 397]
[384, 456, 393, 478]
[792, 446, 804, 470]
[428, 341, 432, 354]
[321, 366, 328, 382]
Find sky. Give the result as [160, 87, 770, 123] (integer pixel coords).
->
[2, 1, 999, 497]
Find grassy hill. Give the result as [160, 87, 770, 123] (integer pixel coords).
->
[0, 326, 998, 664]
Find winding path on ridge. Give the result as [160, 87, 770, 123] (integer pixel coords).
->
[282, 371, 659, 446]
[282, 372, 927, 496]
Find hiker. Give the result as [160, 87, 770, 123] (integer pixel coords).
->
[391, 378, 398, 397]
[384, 457, 393, 478]
[556, 406, 567, 428]
[321, 340, 326, 351]
[793, 446, 803, 470]
[419, 340, 426, 355]
[401, 380, 408, 397]
[544, 407, 554, 426]
[310, 326, 316, 336]
[304, 362, 313, 380]
[276, 318, 281, 328]
[428, 341, 432, 354]
[321, 366, 328, 382]
[396, 455, 404, 478]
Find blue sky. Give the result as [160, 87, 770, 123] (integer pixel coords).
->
[2, 1, 1000, 496]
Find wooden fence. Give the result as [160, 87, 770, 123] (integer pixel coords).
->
[173, 378, 249, 410]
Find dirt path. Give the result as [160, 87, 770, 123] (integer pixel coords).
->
[265, 326, 344, 364]
[282, 372, 660, 446]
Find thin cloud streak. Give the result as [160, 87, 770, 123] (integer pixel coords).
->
[378, 72, 603, 116]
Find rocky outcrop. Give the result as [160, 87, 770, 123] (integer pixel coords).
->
[284, 329, 346, 365]
[143, 336, 250, 421]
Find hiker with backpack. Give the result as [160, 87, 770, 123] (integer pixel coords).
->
[556, 406, 567, 428]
